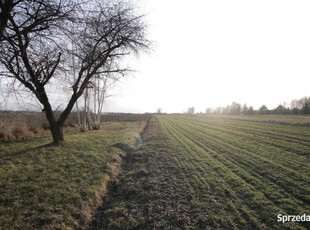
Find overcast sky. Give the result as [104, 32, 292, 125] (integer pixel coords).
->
[103, 0, 310, 113]
[2, 0, 310, 113]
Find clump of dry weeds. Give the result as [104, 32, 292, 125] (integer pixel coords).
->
[29, 126, 44, 134]
[0, 128, 14, 140]
[12, 126, 32, 139]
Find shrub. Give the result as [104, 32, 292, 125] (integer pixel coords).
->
[29, 127, 44, 135]
[12, 126, 31, 139]
[0, 128, 14, 140]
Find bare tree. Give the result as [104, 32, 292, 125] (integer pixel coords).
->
[214, 106, 222, 114]
[0, 0, 150, 144]
[241, 104, 248, 114]
[75, 74, 118, 131]
[205, 107, 213, 114]
[229, 102, 241, 115]
[90, 74, 119, 130]
[187, 107, 195, 114]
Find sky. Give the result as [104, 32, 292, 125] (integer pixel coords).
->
[2, 0, 310, 113]
[104, 0, 310, 113]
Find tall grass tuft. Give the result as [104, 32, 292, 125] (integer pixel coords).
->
[29, 126, 44, 134]
[12, 125, 31, 139]
[0, 128, 14, 140]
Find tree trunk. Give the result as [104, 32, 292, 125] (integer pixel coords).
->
[49, 120, 64, 145]
[44, 106, 64, 145]
[39, 88, 64, 144]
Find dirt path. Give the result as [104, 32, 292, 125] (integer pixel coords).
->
[88, 118, 193, 229]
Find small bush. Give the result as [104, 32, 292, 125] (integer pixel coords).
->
[29, 127, 44, 135]
[0, 128, 14, 140]
[12, 126, 31, 139]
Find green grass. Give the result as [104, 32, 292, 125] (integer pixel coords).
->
[0, 121, 145, 229]
[156, 114, 310, 229]
[2, 115, 310, 229]
[205, 114, 310, 125]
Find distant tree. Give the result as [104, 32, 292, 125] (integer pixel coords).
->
[241, 104, 248, 114]
[290, 98, 302, 114]
[222, 106, 229, 114]
[259, 105, 269, 114]
[0, 0, 150, 144]
[290, 96, 310, 114]
[230, 102, 241, 115]
[302, 102, 310, 114]
[187, 107, 195, 114]
[248, 106, 254, 115]
[291, 107, 299, 115]
[157, 108, 162, 114]
[290, 99, 299, 111]
[214, 106, 222, 114]
[273, 104, 286, 114]
[205, 107, 213, 114]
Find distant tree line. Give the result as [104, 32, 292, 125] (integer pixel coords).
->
[205, 96, 310, 115]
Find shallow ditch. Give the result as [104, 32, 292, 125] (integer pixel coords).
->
[87, 118, 193, 230]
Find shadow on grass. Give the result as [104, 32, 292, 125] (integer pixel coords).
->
[0, 142, 57, 162]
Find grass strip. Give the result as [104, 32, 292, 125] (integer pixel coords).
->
[0, 121, 144, 229]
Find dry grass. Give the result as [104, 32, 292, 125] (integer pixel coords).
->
[0, 128, 14, 140]
[0, 111, 79, 139]
[0, 125, 33, 140]
[12, 126, 32, 139]
[0, 120, 146, 229]
[29, 126, 44, 134]
[0, 125, 47, 141]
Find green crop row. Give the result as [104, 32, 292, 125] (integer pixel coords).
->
[155, 115, 310, 229]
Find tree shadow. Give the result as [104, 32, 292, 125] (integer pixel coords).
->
[1, 142, 56, 162]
